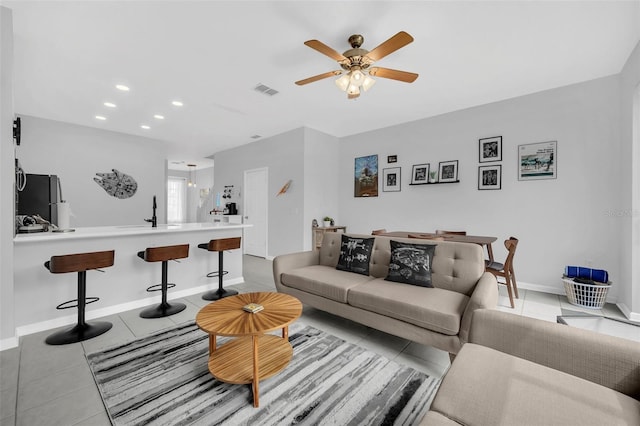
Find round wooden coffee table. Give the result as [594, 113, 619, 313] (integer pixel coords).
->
[195, 292, 302, 407]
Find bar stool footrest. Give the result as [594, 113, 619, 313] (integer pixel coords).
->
[45, 321, 112, 345]
[206, 270, 229, 279]
[140, 302, 186, 318]
[146, 283, 176, 292]
[55, 297, 99, 310]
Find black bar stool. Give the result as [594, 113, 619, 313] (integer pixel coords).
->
[44, 250, 114, 345]
[137, 244, 189, 318]
[198, 237, 241, 300]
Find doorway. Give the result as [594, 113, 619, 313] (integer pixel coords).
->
[243, 167, 268, 257]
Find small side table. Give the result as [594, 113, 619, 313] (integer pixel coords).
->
[195, 292, 302, 407]
[312, 226, 347, 250]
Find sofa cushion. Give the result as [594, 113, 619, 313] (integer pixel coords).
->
[281, 265, 374, 303]
[430, 343, 640, 426]
[347, 278, 469, 335]
[385, 240, 436, 287]
[336, 235, 375, 275]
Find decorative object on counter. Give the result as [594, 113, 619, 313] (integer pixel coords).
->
[429, 170, 438, 183]
[198, 237, 241, 301]
[94, 169, 138, 199]
[387, 155, 397, 163]
[144, 196, 158, 227]
[354, 154, 378, 197]
[323, 216, 333, 227]
[518, 140, 557, 180]
[312, 219, 318, 228]
[137, 244, 189, 318]
[187, 164, 197, 187]
[478, 165, 502, 190]
[44, 250, 115, 345]
[383, 167, 401, 192]
[277, 179, 292, 196]
[410, 163, 429, 185]
[438, 160, 459, 183]
[479, 136, 502, 163]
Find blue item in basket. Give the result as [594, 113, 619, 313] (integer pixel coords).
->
[564, 266, 608, 283]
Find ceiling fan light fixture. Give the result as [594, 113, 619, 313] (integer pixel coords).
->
[346, 84, 360, 96]
[350, 68, 364, 84]
[362, 74, 376, 92]
[335, 73, 351, 91]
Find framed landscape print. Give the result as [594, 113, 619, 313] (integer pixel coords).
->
[410, 163, 430, 185]
[518, 141, 557, 180]
[478, 165, 501, 190]
[383, 167, 401, 192]
[438, 160, 459, 183]
[354, 154, 378, 197]
[479, 136, 502, 163]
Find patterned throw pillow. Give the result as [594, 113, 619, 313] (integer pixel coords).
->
[336, 235, 375, 275]
[385, 241, 436, 287]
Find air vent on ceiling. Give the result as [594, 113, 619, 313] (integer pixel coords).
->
[250, 135, 262, 139]
[253, 83, 279, 96]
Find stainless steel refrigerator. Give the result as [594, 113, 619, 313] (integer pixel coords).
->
[17, 174, 59, 225]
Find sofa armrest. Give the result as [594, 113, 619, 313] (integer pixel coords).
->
[469, 309, 640, 398]
[458, 272, 498, 343]
[272, 250, 320, 290]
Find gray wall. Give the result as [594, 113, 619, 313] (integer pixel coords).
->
[618, 41, 640, 319]
[213, 128, 306, 257]
[16, 116, 168, 227]
[1, 6, 15, 347]
[339, 75, 623, 300]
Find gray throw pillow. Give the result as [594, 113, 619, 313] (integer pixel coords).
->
[336, 235, 374, 275]
[385, 241, 436, 287]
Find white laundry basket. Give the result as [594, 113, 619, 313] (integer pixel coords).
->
[562, 277, 611, 309]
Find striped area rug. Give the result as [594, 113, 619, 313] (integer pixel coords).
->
[87, 321, 439, 425]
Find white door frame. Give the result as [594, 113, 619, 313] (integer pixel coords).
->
[243, 167, 268, 258]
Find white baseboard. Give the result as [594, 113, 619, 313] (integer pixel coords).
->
[616, 302, 640, 322]
[514, 281, 618, 304]
[265, 255, 275, 261]
[13, 277, 245, 340]
[0, 336, 19, 351]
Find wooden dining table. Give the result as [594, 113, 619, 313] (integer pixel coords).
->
[379, 231, 498, 262]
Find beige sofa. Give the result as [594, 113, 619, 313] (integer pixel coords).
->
[422, 309, 640, 425]
[272, 232, 498, 354]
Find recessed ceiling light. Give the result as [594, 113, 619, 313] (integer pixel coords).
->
[153, 114, 165, 120]
[172, 100, 183, 107]
[104, 102, 116, 108]
[116, 84, 130, 91]
[95, 115, 106, 120]
[140, 124, 150, 130]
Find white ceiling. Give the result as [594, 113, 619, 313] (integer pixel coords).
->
[6, 1, 640, 169]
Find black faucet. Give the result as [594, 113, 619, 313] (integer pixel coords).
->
[145, 195, 157, 227]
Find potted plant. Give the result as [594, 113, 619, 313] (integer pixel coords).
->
[323, 216, 333, 227]
[429, 171, 438, 183]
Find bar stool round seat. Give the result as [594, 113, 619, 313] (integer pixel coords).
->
[137, 244, 189, 318]
[198, 237, 241, 301]
[44, 250, 115, 345]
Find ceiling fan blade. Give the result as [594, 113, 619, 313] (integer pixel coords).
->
[369, 67, 418, 83]
[304, 40, 348, 63]
[295, 70, 342, 86]
[365, 31, 414, 62]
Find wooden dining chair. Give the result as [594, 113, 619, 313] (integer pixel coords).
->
[485, 237, 519, 308]
[435, 230, 467, 235]
[371, 229, 387, 235]
[408, 234, 445, 241]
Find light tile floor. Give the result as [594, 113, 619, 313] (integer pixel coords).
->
[0, 255, 633, 426]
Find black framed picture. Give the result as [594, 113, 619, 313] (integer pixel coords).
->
[410, 163, 430, 185]
[479, 136, 502, 163]
[478, 165, 501, 190]
[387, 155, 397, 163]
[383, 167, 401, 192]
[438, 160, 459, 183]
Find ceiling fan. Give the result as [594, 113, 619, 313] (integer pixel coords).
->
[295, 31, 418, 100]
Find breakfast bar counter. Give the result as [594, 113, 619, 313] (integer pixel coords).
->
[14, 223, 251, 336]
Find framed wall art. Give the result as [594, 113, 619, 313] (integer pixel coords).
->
[478, 165, 501, 190]
[410, 163, 430, 185]
[479, 136, 502, 163]
[518, 141, 557, 181]
[438, 160, 459, 183]
[383, 167, 401, 192]
[354, 154, 378, 197]
[387, 155, 397, 163]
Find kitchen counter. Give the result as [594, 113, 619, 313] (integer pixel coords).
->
[13, 222, 251, 337]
